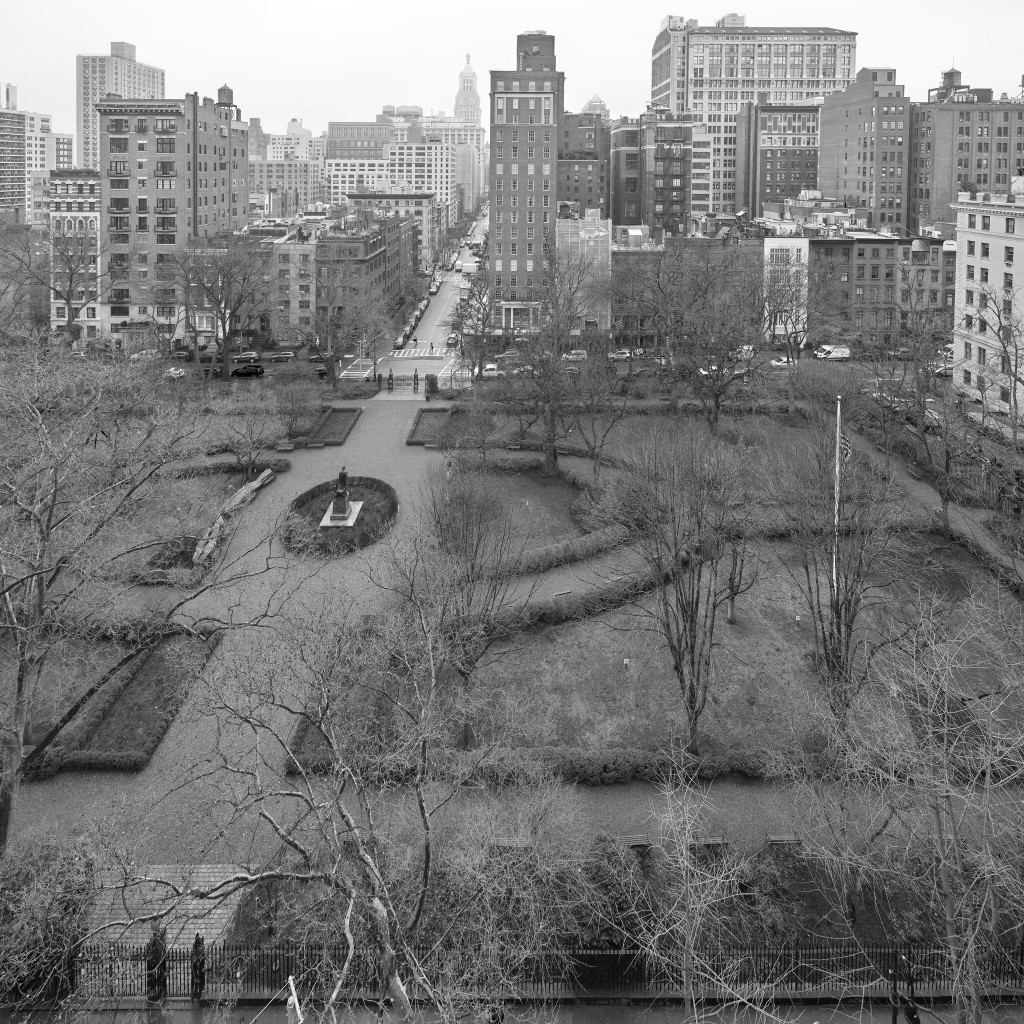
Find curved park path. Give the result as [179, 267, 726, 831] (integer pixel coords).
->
[12, 401, 1021, 871]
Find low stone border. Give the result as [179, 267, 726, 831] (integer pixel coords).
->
[406, 407, 453, 446]
[309, 406, 362, 446]
[173, 458, 292, 480]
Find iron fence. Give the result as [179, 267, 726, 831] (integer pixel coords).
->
[31, 941, 1024, 1004]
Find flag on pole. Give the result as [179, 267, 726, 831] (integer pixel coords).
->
[839, 431, 853, 464]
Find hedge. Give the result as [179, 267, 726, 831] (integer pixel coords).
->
[287, 738, 779, 785]
[25, 629, 224, 779]
[518, 524, 629, 576]
[174, 457, 292, 480]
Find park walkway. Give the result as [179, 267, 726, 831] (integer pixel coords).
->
[13, 401, 1024, 897]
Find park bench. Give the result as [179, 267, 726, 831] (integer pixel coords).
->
[766, 832, 801, 846]
[689, 834, 727, 849]
[614, 834, 653, 851]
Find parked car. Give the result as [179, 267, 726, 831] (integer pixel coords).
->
[308, 351, 325, 362]
[198, 351, 220, 363]
[129, 349, 160, 362]
[481, 363, 500, 379]
[233, 350, 260, 363]
[314, 364, 329, 377]
[170, 349, 193, 362]
[393, 335, 406, 350]
[270, 350, 295, 362]
[770, 356, 798, 369]
[608, 349, 634, 362]
[562, 349, 588, 362]
[815, 345, 851, 361]
[231, 364, 265, 378]
[446, 334, 460, 348]
[165, 367, 186, 379]
[428, 282, 440, 295]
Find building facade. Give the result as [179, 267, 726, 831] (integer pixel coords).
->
[557, 112, 610, 220]
[951, 180, 1024, 416]
[807, 229, 954, 351]
[636, 105, 712, 239]
[249, 157, 323, 216]
[76, 42, 165, 170]
[347, 192, 438, 270]
[650, 13, 855, 214]
[488, 31, 566, 329]
[735, 98, 820, 217]
[326, 121, 395, 161]
[47, 169, 106, 343]
[909, 68, 1024, 237]
[92, 87, 250, 344]
[818, 67, 909, 233]
[610, 117, 640, 224]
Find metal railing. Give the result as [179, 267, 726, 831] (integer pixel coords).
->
[21, 941, 1024, 1005]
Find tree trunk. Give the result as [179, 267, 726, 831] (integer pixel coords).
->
[542, 402, 558, 476]
[0, 736, 21, 856]
[727, 594, 737, 625]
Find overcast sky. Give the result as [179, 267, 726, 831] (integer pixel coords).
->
[4, 0, 1023, 137]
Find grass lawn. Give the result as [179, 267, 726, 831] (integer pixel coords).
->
[472, 465, 584, 549]
[472, 533, 1022, 757]
[312, 407, 361, 445]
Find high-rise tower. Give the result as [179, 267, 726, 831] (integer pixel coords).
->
[454, 53, 481, 125]
[76, 42, 165, 169]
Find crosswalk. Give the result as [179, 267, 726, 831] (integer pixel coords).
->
[339, 358, 374, 379]
[392, 345, 448, 359]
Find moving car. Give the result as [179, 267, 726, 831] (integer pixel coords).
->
[815, 345, 851, 361]
[232, 350, 260, 363]
[231, 364, 265, 378]
[270, 350, 295, 362]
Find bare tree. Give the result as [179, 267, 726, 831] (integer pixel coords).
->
[771, 419, 910, 730]
[611, 426, 758, 757]
[174, 237, 274, 356]
[441, 272, 500, 380]
[973, 279, 1024, 446]
[217, 388, 285, 480]
[791, 597, 1024, 1024]
[0, 347, 286, 855]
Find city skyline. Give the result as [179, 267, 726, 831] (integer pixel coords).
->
[3, 0, 1023, 142]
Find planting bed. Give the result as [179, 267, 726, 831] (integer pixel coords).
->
[406, 407, 451, 446]
[281, 476, 399, 557]
[309, 407, 361, 446]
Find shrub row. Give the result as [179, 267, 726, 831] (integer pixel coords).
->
[518, 524, 629, 576]
[335, 381, 378, 400]
[26, 629, 223, 779]
[288, 739, 778, 785]
[174, 457, 292, 480]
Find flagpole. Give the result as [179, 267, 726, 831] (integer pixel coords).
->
[833, 394, 842, 594]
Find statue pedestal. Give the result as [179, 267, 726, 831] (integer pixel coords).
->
[320, 500, 363, 528]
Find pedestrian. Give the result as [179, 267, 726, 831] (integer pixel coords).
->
[190, 933, 206, 1002]
[145, 921, 167, 1003]
[429, 342, 434, 354]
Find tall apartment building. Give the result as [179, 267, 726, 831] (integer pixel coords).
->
[0, 86, 70, 226]
[348, 192, 439, 270]
[250, 157, 323, 216]
[76, 42, 164, 170]
[488, 31, 566, 329]
[950, 179, 1024, 415]
[454, 54, 482, 125]
[735, 98, 821, 216]
[636, 105, 712, 239]
[93, 87, 249, 344]
[47, 169, 106, 343]
[650, 13, 855, 214]
[909, 69, 1024, 238]
[818, 67, 909, 233]
[610, 117, 640, 224]
[556, 112, 610, 219]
